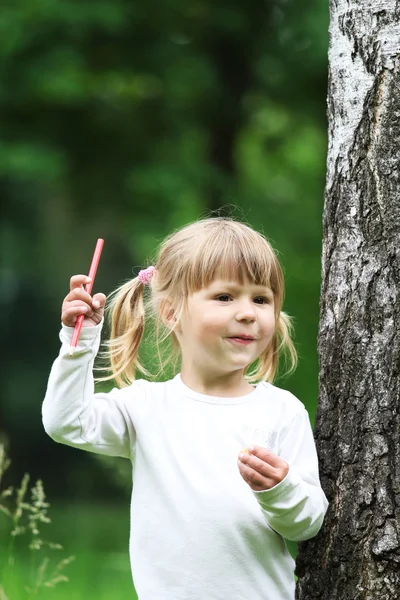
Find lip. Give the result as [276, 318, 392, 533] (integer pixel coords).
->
[228, 337, 255, 345]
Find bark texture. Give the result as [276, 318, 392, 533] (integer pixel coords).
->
[296, 1, 400, 598]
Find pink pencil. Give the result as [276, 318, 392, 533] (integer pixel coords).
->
[68, 238, 104, 356]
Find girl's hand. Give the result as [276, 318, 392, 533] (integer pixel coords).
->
[237, 446, 289, 492]
[62, 274, 106, 328]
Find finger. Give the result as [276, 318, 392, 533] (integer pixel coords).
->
[66, 287, 94, 305]
[238, 450, 275, 479]
[237, 460, 271, 491]
[62, 305, 89, 326]
[62, 300, 93, 314]
[70, 274, 92, 291]
[63, 299, 89, 308]
[248, 445, 283, 468]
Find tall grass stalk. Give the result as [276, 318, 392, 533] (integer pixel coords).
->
[0, 443, 74, 599]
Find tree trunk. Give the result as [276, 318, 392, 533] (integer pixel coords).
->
[296, 2, 400, 598]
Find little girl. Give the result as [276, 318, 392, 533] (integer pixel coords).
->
[43, 217, 328, 600]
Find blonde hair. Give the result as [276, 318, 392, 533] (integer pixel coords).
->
[99, 217, 297, 387]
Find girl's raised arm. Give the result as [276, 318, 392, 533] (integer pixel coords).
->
[42, 276, 140, 460]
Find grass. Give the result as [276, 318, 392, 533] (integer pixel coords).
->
[0, 502, 136, 600]
[49, 503, 136, 599]
[0, 442, 136, 599]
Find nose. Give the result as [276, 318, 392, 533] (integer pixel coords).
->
[235, 299, 257, 322]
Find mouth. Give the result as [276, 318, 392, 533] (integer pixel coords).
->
[228, 336, 255, 345]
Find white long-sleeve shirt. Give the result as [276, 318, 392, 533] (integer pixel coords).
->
[42, 323, 328, 600]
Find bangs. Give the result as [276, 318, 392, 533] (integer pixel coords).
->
[184, 223, 282, 295]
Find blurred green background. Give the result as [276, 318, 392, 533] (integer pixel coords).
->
[0, 0, 328, 597]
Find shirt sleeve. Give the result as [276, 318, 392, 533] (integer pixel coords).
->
[253, 404, 329, 542]
[42, 323, 140, 460]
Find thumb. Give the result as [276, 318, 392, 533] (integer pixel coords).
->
[92, 293, 107, 309]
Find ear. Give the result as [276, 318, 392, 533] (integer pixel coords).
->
[160, 298, 181, 332]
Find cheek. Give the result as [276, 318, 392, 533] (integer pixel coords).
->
[192, 317, 227, 344]
[260, 312, 276, 335]
[201, 313, 228, 333]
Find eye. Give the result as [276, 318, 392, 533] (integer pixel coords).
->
[254, 296, 271, 305]
[215, 294, 232, 302]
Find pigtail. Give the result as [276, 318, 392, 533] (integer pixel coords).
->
[274, 311, 298, 378]
[98, 277, 150, 387]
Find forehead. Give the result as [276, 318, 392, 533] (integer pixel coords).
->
[194, 259, 274, 291]
[203, 278, 274, 293]
[180, 228, 283, 299]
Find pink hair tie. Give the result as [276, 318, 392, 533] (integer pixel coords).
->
[138, 266, 155, 285]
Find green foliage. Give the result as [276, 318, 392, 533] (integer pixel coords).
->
[0, 3, 330, 595]
[0, 444, 74, 599]
[1, 0, 329, 494]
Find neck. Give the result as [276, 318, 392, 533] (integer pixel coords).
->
[180, 365, 254, 398]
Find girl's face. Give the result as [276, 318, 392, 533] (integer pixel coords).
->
[174, 277, 276, 386]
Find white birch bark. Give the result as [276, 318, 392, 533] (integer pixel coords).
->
[296, 1, 400, 598]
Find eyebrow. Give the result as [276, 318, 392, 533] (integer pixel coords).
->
[211, 282, 274, 295]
